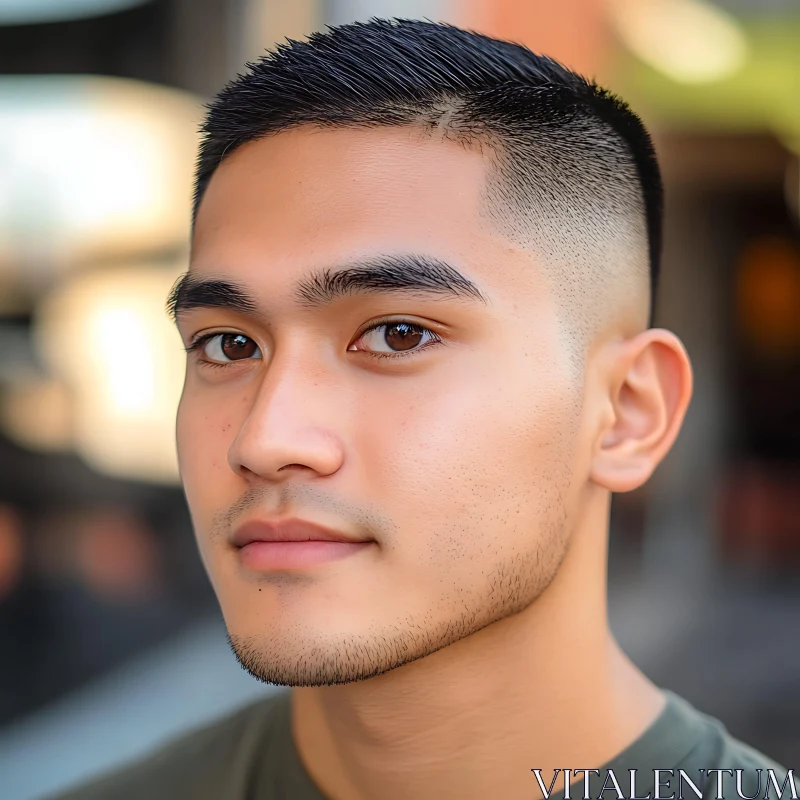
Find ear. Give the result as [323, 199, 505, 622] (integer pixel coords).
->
[590, 329, 693, 493]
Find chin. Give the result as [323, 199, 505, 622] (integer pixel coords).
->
[226, 628, 408, 687]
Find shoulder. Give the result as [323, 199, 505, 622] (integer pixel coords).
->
[43, 691, 291, 800]
[703, 731, 796, 798]
[670, 693, 796, 797]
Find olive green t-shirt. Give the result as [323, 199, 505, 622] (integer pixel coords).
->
[45, 689, 795, 799]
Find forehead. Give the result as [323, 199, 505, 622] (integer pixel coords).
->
[191, 125, 548, 308]
[193, 125, 494, 259]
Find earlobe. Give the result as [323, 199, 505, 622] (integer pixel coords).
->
[590, 329, 693, 494]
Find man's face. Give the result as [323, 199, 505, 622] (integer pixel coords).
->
[176, 125, 588, 685]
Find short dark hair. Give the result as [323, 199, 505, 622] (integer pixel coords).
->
[193, 18, 663, 329]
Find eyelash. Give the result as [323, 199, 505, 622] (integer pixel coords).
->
[184, 335, 243, 370]
[185, 319, 442, 368]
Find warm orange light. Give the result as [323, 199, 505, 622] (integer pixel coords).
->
[736, 236, 800, 355]
[33, 261, 187, 484]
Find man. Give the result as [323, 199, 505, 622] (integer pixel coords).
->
[49, 18, 793, 800]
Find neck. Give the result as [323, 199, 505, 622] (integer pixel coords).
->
[291, 494, 665, 800]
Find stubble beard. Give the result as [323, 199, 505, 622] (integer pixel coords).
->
[226, 507, 571, 688]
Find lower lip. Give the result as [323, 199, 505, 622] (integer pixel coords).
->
[237, 540, 372, 571]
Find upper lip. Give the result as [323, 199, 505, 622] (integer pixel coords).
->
[231, 517, 369, 547]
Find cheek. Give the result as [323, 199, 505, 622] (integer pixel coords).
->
[176, 391, 240, 507]
[363, 366, 579, 564]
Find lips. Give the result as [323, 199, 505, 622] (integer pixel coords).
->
[231, 517, 373, 571]
[231, 517, 369, 548]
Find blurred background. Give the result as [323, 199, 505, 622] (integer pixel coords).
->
[0, 0, 798, 797]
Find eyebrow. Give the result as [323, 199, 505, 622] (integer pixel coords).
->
[166, 254, 489, 322]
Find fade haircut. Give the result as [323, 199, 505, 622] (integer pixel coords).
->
[193, 18, 663, 356]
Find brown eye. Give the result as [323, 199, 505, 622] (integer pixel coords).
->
[383, 323, 425, 351]
[350, 321, 439, 359]
[202, 333, 262, 363]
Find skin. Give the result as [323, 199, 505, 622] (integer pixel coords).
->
[176, 124, 693, 800]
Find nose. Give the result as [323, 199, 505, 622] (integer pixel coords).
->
[227, 355, 345, 483]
